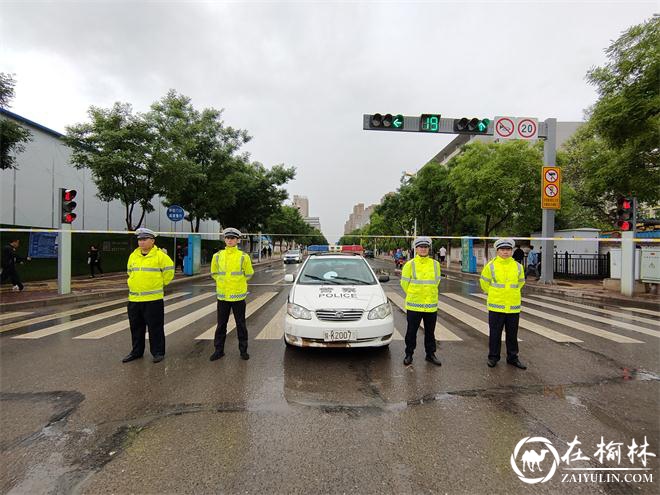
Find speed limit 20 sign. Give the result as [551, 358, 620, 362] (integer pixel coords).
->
[542, 166, 561, 209]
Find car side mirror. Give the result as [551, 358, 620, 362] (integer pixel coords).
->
[284, 274, 294, 283]
[378, 274, 390, 283]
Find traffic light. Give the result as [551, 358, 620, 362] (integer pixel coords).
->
[369, 113, 404, 130]
[453, 117, 490, 134]
[61, 188, 77, 224]
[616, 196, 635, 232]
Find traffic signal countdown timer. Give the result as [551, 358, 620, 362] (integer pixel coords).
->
[369, 113, 404, 130]
[61, 188, 78, 224]
[616, 196, 636, 232]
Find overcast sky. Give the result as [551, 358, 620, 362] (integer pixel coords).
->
[2, 0, 656, 242]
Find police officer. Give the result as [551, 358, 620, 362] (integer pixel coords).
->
[480, 238, 527, 369]
[210, 227, 254, 361]
[122, 228, 175, 364]
[401, 236, 442, 366]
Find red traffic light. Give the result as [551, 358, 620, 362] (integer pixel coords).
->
[61, 188, 78, 224]
[64, 213, 77, 223]
[618, 220, 633, 231]
[63, 190, 77, 202]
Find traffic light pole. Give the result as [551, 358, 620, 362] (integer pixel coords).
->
[620, 231, 635, 296]
[539, 118, 557, 285]
[57, 223, 72, 295]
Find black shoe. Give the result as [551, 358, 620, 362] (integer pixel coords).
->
[487, 359, 498, 368]
[240, 352, 250, 360]
[403, 355, 413, 366]
[122, 353, 142, 363]
[209, 351, 225, 361]
[507, 359, 527, 370]
[425, 354, 442, 366]
[152, 355, 164, 363]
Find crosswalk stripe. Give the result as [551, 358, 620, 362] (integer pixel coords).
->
[11, 293, 188, 339]
[386, 292, 458, 341]
[195, 292, 279, 340]
[0, 295, 132, 333]
[437, 300, 496, 339]
[255, 305, 287, 340]
[616, 306, 660, 317]
[521, 295, 660, 338]
[163, 301, 217, 336]
[528, 295, 660, 328]
[74, 293, 213, 340]
[0, 311, 32, 322]
[443, 293, 581, 343]
[471, 294, 644, 343]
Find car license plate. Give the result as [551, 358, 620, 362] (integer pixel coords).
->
[323, 330, 355, 342]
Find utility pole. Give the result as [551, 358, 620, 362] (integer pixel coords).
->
[540, 118, 557, 284]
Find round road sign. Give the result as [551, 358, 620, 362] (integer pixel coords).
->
[167, 205, 185, 222]
[544, 169, 559, 183]
[518, 118, 538, 139]
[544, 184, 558, 197]
[495, 117, 515, 138]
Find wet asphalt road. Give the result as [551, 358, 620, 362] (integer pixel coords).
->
[1, 258, 659, 494]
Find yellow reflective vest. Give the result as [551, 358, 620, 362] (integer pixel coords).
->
[400, 255, 441, 312]
[127, 246, 175, 302]
[211, 246, 254, 301]
[479, 256, 525, 313]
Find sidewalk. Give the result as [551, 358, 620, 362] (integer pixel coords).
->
[0, 257, 283, 312]
[377, 256, 660, 310]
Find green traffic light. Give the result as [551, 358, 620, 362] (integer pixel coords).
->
[477, 118, 490, 132]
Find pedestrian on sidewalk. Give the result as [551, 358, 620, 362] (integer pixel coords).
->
[512, 245, 525, 265]
[525, 246, 540, 280]
[122, 228, 174, 364]
[480, 238, 527, 370]
[1, 239, 30, 292]
[439, 245, 447, 266]
[267, 245, 272, 258]
[210, 227, 254, 362]
[401, 236, 442, 367]
[87, 245, 103, 278]
[175, 245, 184, 272]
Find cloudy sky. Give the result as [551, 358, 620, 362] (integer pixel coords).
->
[2, 0, 656, 241]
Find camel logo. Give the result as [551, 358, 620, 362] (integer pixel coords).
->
[510, 436, 561, 484]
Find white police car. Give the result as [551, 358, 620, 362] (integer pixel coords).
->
[283, 253, 393, 348]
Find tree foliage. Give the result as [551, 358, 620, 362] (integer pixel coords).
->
[0, 73, 32, 170]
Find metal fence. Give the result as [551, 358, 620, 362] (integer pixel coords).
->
[551, 252, 611, 279]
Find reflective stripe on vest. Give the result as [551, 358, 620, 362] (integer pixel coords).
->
[129, 289, 164, 296]
[410, 259, 440, 284]
[407, 302, 437, 309]
[129, 267, 162, 272]
[490, 262, 522, 289]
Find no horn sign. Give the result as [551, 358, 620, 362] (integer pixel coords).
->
[542, 166, 561, 209]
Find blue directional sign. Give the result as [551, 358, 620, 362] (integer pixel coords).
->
[166, 205, 185, 222]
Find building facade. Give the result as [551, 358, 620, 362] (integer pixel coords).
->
[293, 195, 309, 218]
[0, 109, 221, 235]
[344, 202, 376, 234]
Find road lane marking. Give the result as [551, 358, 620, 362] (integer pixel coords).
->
[616, 306, 660, 317]
[195, 292, 279, 340]
[521, 296, 660, 338]
[163, 301, 218, 336]
[73, 293, 213, 340]
[471, 294, 644, 343]
[0, 311, 32, 322]
[8, 293, 187, 338]
[443, 293, 580, 343]
[256, 305, 287, 340]
[386, 291, 460, 341]
[0, 295, 133, 333]
[527, 295, 660, 328]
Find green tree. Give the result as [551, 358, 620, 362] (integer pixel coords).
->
[0, 73, 32, 170]
[563, 16, 659, 214]
[449, 140, 543, 253]
[64, 103, 159, 230]
[147, 90, 252, 232]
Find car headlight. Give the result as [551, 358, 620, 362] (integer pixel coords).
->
[287, 303, 312, 320]
[368, 302, 392, 320]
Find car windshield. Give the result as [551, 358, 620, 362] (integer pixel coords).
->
[287, 250, 300, 255]
[298, 258, 377, 285]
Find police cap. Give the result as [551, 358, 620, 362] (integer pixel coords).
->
[414, 236, 432, 248]
[135, 227, 157, 239]
[494, 238, 515, 250]
[222, 227, 242, 239]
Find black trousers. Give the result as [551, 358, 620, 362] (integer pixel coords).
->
[1, 266, 23, 290]
[127, 300, 165, 357]
[405, 310, 437, 356]
[214, 300, 248, 353]
[488, 311, 519, 362]
[90, 260, 103, 277]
